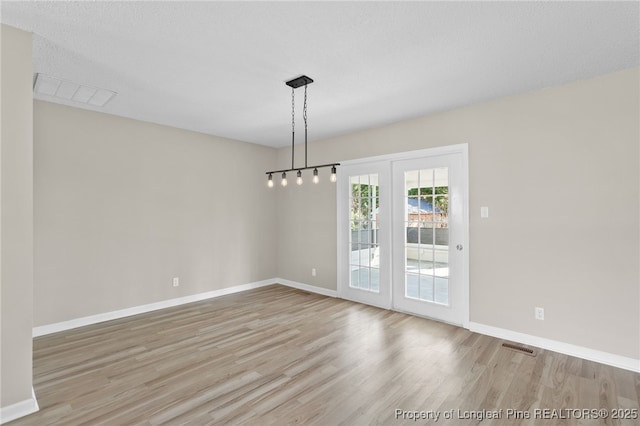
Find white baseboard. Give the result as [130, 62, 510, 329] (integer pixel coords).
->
[0, 388, 39, 424]
[33, 279, 278, 337]
[469, 321, 640, 373]
[274, 278, 338, 298]
[33, 278, 337, 337]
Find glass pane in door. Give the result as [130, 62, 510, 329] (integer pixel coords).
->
[404, 168, 449, 305]
[349, 174, 380, 292]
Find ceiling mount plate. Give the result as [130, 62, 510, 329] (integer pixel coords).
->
[285, 75, 313, 88]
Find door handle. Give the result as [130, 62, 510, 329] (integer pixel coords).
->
[456, 244, 463, 251]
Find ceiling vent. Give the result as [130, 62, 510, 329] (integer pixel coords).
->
[33, 73, 117, 107]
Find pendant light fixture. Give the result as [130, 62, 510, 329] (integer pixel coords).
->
[266, 75, 339, 187]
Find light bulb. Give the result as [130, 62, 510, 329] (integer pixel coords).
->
[330, 166, 337, 183]
[313, 168, 319, 184]
[296, 170, 303, 185]
[267, 174, 274, 188]
[281, 172, 288, 187]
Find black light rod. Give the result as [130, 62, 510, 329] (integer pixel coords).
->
[291, 87, 295, 170]
[266, 163, 340, 175]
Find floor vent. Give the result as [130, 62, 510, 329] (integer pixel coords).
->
[501, 342, 536, 356]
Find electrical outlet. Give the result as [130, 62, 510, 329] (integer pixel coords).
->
[535, 307, 544, 320]
[311, 268, 317, 277]
[172, 277, 179, 287]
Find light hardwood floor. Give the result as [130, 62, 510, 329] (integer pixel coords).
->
[8, 285, 640, 425]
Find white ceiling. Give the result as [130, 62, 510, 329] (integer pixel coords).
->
[2, 1, 638, 148]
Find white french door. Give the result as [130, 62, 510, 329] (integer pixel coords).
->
[337, 161, 391, 309]
[392, 153, 467, 325]
[337, 145, 468, 327]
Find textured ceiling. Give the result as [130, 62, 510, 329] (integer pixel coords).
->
[1, 1, 638, 148]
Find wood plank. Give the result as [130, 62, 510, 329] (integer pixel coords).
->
[8, 285, 640, 425]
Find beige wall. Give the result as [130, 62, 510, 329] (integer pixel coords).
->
[34, 101, 277, 326]
[0, 25, 34, 407]
[276, 68, 640, 360]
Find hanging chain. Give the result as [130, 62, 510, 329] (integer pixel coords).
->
[291, 87, 295, 134]
[303, 84, 308, 134]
